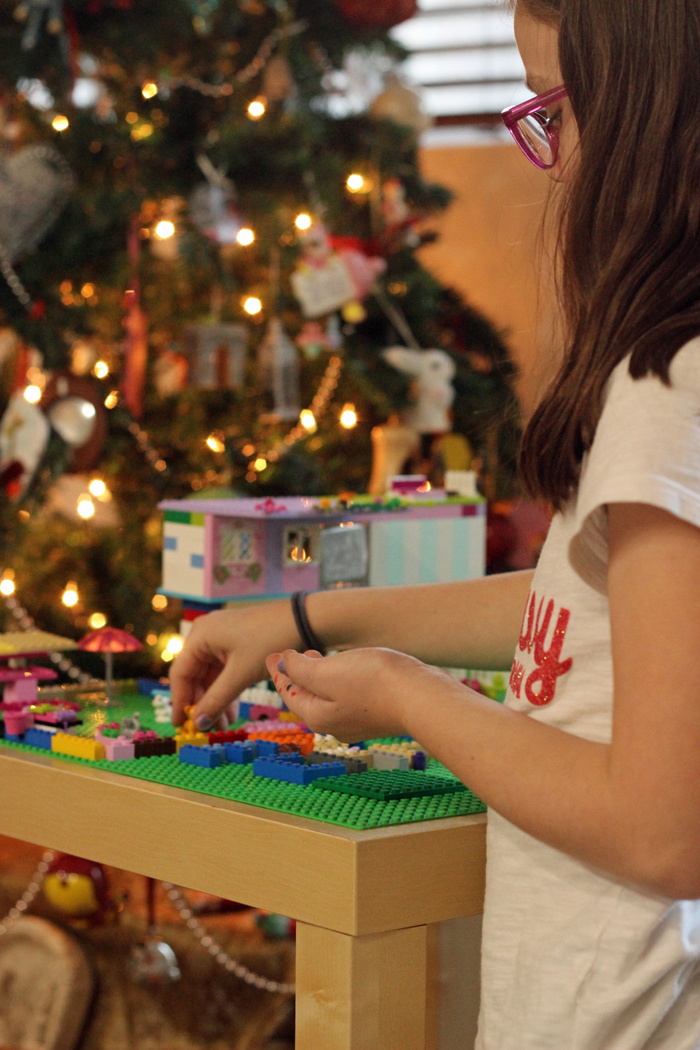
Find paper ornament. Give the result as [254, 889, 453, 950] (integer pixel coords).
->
[257, 317, 300, 422]
[262, 54, 294, 102]
[336, 0, 417, 30]
[0, 144, 73, 264]
[291, 223, 385, 319]
[0, 390, 49, 498]
[185, 323, 247, 389]
[383, 346, 456, 434]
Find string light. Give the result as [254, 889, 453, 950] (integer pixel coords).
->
[125, 111, 139, 124]
[23, 385, 42, 404]
[243, 296, 262, 315]
[77, 496, 95, 520]
[247, 97, 266, 120]
[89, 612, 107, 629]
[154, 220, 175, 240]
[236, 228, 255, 246]
[142, 81, 158, 99]
[105, 390, 119, 409]
[295, 213, 312, 231]
[146, 632, 157, 645]
[253, 457, 267, 472]
[340, 403, 358, 429]
[161, 649, 174, 663]
[0, 571, 15, 597]
[52, 114, 69, 131]
[88, 478, 108, 499]
[300, 409, 316, 432]
[206, 434, 225, 453]
[346, 173, 366, 192]
[166, 635, 184, 655]
[81, 283, 95, 298]
[62, 582, 79, 608]
[93, 360, 109, 379]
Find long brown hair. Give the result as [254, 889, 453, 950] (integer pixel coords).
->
[518, 0, 700, 508]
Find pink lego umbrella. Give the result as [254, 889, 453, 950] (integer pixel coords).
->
[78, 627, 142, 703]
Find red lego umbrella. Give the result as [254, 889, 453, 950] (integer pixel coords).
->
[78, 627, 142, 703]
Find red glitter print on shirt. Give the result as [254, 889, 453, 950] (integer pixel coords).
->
[510, 592, 573, 706]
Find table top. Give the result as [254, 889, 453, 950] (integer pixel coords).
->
[0, 746, 486, 937]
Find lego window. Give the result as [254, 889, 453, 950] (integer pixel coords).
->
[219, 525, 255, 564]
[283, 526, 318, 566]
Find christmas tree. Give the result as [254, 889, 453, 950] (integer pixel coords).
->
[0, 0, 519, 673]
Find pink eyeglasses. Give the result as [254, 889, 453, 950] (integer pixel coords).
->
[501, 85, 568, 170]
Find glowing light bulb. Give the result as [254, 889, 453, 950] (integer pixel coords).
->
[93, 360, 109, 379]
[88, 478, 107, 498]
[295, 213, 312, 231]
[247, 98, 266, 119]
[104, 390, 119, 409]
[125, 111, 139, 124]
[142, 81, 158, 99]
[347, 173, 365, 192]
[166, 635, 183, 654]
[152, 594, 168, 611]
[243, 296, 262, 315]
[254, 457, 267, 472]
[23, 385, 41, 404]
[62, 583, 79, 608]
[89, 612, 107, 629]
[206, 434, 225, 453]
[77, 496, 95, 519]
[161, 649, 174, 662]
[340, 403, 358, 429]
[0, 573, 15, 596]
[154, 220, 175, 240]
[146, 632, 157, 645]
[236, 227, 255, 246]
[52, 114, 69, 132]
[300, 409, 316, 432]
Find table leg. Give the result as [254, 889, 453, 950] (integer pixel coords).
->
[295, 921, 429, 1050]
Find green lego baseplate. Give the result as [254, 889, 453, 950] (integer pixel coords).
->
[0, 693, 486, 830]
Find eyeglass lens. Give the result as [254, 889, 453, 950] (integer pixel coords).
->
[517, 112, 556, 167]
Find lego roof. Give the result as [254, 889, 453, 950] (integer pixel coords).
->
[158, 493, 482, 520]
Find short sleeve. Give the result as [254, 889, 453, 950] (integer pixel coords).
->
[569, 337, 700, 593]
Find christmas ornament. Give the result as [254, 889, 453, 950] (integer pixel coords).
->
[43, 854, 112, 924]
[381, 177, 422, 251]
[296, 315, 341, 360]
[291, 223, 385, 319]
[336, 0, 417, 29]
[370, 74, 431, 138]
[14, 0, 68, 53]
[185, 323, 247, 389]
[123, 224, 149, 418]
[41, 373, 108, 473]
[368, 415, 420, 495]
[257, 317, 301, 422]
[153, 348, 188, 397]
[189, 155, 242, 245]
[383, 346, 456, 434]
[262, 53, 294, 102]
[0, 391, 50, 498]
[128, 877, 181, 984]
[0, 145, 73, 264]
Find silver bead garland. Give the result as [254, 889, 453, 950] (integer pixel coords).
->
[162, 882, 295, 995]
[0, 850, 55, 936]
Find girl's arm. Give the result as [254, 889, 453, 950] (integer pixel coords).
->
[170, 570, 533, 728]
[270, 504, 700, 899]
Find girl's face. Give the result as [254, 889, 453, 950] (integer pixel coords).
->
[513, 5, 578, 179]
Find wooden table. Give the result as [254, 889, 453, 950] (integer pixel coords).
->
[0, 747, 486, 1050]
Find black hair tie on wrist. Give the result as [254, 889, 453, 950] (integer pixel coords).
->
[291, 591, 327, 656]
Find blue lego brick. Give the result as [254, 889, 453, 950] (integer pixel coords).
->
[256, 739, 280, 758]
[253, 755, 346, 784]
[24, 727, 55, 750]
[224, 741, 257, 764]
[5, 733, 24, 743]
[179, 744, 227, 768]
[238, 702, 252, 720]
[137, 677, 171, 696]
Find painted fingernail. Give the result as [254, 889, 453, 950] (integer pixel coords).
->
[196, 714, 213, 731]
[277, 659, 287, 674]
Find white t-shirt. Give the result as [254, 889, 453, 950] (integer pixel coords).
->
[477, 340, 700, 1050]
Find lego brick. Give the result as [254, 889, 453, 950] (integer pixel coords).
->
[224, 741, 257, 764]
[24, 727, 56, 750]
[51, 733, 106, 762]
[307, 752, 368, 775]
[179, 744, 227, 768]
[370, 750, 410, 772]
[252, 755, 345, 785]
[207, 729, 247, 745]
[174, 732, 208, 752]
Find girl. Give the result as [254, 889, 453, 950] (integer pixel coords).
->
[171, 0, 700, 1044]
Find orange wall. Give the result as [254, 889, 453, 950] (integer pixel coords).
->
[418, 141, 557, 415]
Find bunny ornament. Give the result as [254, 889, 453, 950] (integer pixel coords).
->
[382, 346, 456, 434]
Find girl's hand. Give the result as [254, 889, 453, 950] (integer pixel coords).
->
[264, 646, 439, 742]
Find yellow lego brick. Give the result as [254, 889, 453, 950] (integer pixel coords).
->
[175, 732, 208, 752]
[279, 710, 304, 722]
[51, 733, 105, 761]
